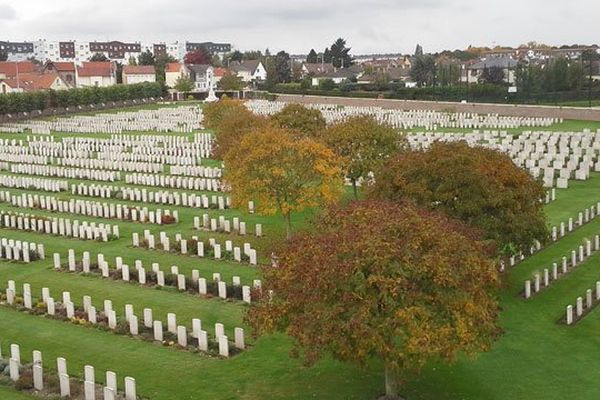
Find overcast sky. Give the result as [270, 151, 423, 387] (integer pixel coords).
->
[0, 0, 598, 55]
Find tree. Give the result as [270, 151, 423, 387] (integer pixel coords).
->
[217, 70, 244, 91]
[369, 141, 548, 256]
[90, 53, 109, 62]
[224, 127, 342, 239]
[138, 50, 155, 66]
[414, 44, 424, 56]
[329, 38, 352, 68]
[212, 107, 272, 159]
[323, 116, 404, 198]
[229, 50, 244, 63]
[154, 53, 177, 86]
[247, 200, 500, 399]
[266, 51, 291, 87]
[318, 78, 336, 91]
[173, 76, 195, 93]
[0, 50, 7, 62]
[306, 49, 318, 64]
[184, 49, 212, 65]
[271, 103, 326, 139]
[115, 62, 123, 84]
[410, 55, 436, 87]
[323, 48, 332, 63]
[203, 96, 248, 131]
[480, 66, 506, 85]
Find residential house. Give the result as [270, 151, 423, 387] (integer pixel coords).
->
[76, 61, 117, 87]
[301, 62, 335, 77]
[165, 62, 188, 88]
[122, 65, 156, 84]
[229, 60, 267, 83]
[467, 57, 518, 84]
[0, 72, 68, 94]
[0, 61, 38, 79]
[311, 67, 360, 87]
[43, 61, 77, 88]
[187, 64, 215, 93]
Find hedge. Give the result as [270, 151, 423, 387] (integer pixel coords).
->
[0, 82, 164, 115]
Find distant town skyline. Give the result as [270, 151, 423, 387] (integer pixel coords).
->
[0, 0, 598, 55]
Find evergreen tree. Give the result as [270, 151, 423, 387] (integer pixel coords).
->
[329, 38, 352, 68]
[307, 49, 318, 64]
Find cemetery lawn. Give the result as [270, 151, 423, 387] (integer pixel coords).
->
[2, 124, 600, 399]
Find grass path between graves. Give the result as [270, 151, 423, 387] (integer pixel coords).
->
[2, 126, 600, 399]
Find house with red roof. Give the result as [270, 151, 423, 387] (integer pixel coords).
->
[43, 61, 77, 88]
[0, 61, 39, 79]
[76, 61, 117, 87]
[165, 62, 188, 87]
[123, 65, 156, 84]
[0, 72, 68, 94]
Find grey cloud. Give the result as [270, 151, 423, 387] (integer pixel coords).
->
[4, 0, 600, 54]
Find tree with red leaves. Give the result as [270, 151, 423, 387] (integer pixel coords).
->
[247, 200, 500, 399]
[184, 48, 212, 65]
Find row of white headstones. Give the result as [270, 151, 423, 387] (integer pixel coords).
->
[5, 281, 245, 357]
[0, 211, 119, 242]
[1, 341, 136, 400]
[54, 251, 260, 303]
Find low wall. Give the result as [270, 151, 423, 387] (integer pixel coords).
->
[274, 94, 600, 122]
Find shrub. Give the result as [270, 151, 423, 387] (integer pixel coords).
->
[161, 214, 176, 225]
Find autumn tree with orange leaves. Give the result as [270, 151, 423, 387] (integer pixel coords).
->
[369, 141, 548, 257]
[224, 127, 343, 239]
[323, 115, 404, 198]
[247, 200, 500, 399]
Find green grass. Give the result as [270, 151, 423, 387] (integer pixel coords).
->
[3, 121, 600, 399]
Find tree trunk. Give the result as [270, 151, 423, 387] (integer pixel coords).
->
[284, 212, 292, 242]
[384, 362, 401, 400]
[352, 178, 358, 200]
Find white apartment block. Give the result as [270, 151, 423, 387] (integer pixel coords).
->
[2, 39, 231, 64]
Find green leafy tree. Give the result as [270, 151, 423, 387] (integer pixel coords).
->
[138, 50, 155, 66]
[217, 70, 244, 91]
[90, 53, 109, 62]
[271, 103, 326, 138]
[414, 44, 424, 56]
[323, 116, 404, 198]
[306, 49, 318, 64]
[266, 51, 291, 87]
[247, 200, 501, 399]
[323, 48, 332, 63]
[173, 76, 195, 93]
[155, 53, 177, 85]
[329, 38, 352, 68]
[410, 55, 437, 87]
[229, 50, 244, 63]
[480, 66, 506, 85]
[369, 141, 549, 256]
[319, 78, 336, 91]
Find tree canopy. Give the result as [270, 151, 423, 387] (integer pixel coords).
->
[184, 49, 212, 65]
[306, 49, 318, 64]
[173, 76, 195, 93]
[480, 66, 506, 85]
[328, 38, 353, 68]
[410, 55, 437, 87]
[323, 115, 404, 198]
[224, 127, 342, 239]
[270, 103, 326, 139]
[247, 200, 500, 398]
[138, 50, 155, 66]
[217, 70, 245, 91]
[368, 141, 548, 256]
[90, 53, 109, 62]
